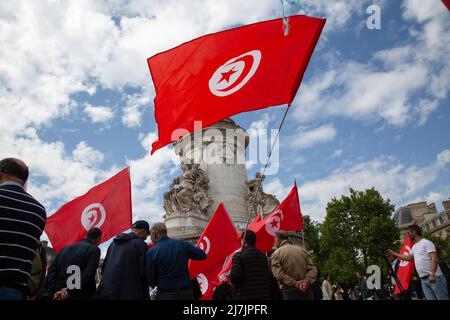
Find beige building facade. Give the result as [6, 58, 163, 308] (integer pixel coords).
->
[394, 198, 450, 240]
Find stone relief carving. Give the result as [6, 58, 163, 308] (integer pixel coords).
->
[163, 163, 211, 218]
[246, 172, 280, 217]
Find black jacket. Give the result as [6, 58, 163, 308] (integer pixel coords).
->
[230, 246, 273, 300]
[96, 232, 149, 300]
[44, 239, 100, 299]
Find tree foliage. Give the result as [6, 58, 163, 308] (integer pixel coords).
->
[423, 231, 450, 263]
[317, 188, 399, 283]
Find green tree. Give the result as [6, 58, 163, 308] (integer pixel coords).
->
[319, 188, 399, 282]
[322, 247, 358, 284]
[302, 215, 322, 265]
[423, 232, 450, 263]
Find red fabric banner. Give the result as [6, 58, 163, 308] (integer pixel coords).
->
[248, 182, 304, 252]
[188, 203, 240, 299]
[45, 168, 132, 252]
[394, 237, 415, 295]
[189, 203, 240, 277]
[148, 15, 326, 154]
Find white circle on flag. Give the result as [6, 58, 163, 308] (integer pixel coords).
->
[199, 235, 211, 255]
[197, 273, 208, 295]
[399, 245, 412, 267]
[209, 50, 261, 97]
[81, 203, 106, 230]
[265, 209, 283, 236]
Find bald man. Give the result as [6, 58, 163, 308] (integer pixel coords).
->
[0, 158, 47, 300]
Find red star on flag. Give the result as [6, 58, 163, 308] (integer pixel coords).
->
[219, 68, 237, 83]
[270, 219, 279, 229]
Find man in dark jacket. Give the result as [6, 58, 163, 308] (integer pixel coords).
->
[96, 220, 150, 300]
[146, 222, 206, 300]
[230, 230, 273, 300]
[44, 228, 101, 300]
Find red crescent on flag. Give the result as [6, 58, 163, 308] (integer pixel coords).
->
[217, 54, 254, 92]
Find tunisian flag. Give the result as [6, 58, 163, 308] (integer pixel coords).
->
[189, 203, 240, 276]
[45, 168, 132, 252]
[196, 262, 225, 300]
[189, 203, 240, 299]
[443, 0, 450, 11]
[148, 15, 326, 154]
[248, 181, 303, 252]
[218, 182, 303, 280]
[394, 237, 415, 295]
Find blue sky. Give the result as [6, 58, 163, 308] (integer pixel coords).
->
[1, 0, 449, 245]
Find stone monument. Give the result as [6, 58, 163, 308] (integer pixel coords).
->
[163, 118, 280, 242]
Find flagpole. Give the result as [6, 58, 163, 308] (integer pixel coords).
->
[241, 104, 291, 249]
[301, 230, 305, 249]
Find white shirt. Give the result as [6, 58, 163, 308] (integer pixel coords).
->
[411, 238, 442, 278]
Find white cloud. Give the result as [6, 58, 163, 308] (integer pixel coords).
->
[121, 92, 151, 128]
[294, 61, 428, 126]
[291, 123, 337, 149]
[293, 0, 450, 128]
[84, 103, 114, 123]
[437, 149, 450, 166]
[72, 141, 105, 166]
[127, 132, 179, 223]
[287, 149, 450, 221]
[332, 149, 343, 158]
[264, 177, 291, 202]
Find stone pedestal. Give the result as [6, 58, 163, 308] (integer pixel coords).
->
[164, 118, 279, 241]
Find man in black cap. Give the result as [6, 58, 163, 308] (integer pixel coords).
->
[96, 220, 150, 300]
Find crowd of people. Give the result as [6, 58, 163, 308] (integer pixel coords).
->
[1, 157, 449, 301]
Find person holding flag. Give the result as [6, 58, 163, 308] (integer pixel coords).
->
[388, 225, 449, 300]
[146, 222, 206, 300]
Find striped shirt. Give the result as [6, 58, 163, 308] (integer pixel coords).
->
[0, 182, 46, 295]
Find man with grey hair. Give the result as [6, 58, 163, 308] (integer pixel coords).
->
[270, 230, 318, 300]
[146, 222, 206, 300]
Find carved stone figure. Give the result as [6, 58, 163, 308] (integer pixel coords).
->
[163, 163, 211, 218]
[246, 172, 280, 218]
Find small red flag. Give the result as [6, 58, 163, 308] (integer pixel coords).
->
[196, 262, 225, 300]
[442, 0, 450, 11]
[217, 247, 241, 284]
[248, 182, 303, 252]
[148, 15, 326, 154]
[189, 203, 240, 279]
[218, 183, 304, 280]
[394, 237, 415, 295]
[45, 168, 132, 252]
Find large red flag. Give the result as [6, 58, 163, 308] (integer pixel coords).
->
[189, 203, 240, 279]
[443, 0, 450, 11]
[248, 182, 303, 252]
[394, 237, 415, 295]
[148, 15, 326, 154]
[45, 168, 132, 252]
